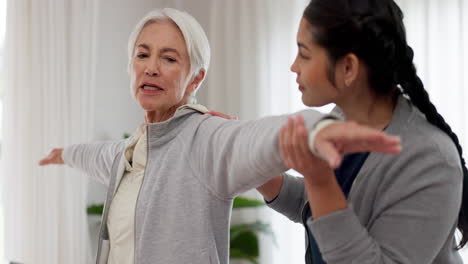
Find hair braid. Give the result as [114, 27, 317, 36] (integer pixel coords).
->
[398, 46, 468, 248]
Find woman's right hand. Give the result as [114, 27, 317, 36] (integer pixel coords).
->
[205, 111, 238, 120]
[38, 148, 65, 166]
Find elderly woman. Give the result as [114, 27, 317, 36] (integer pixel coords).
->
[39, 8, 400, 264]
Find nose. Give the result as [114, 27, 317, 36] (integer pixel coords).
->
[290, 56, 299, 74]
[145, 60, 160, 76]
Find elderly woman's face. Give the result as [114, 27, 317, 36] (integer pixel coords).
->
[131, 21, 192, 113]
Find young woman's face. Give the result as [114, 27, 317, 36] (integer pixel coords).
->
[291, 18, 339, 107]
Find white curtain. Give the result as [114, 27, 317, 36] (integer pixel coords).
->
[395, 0, 468, 259]
[395, 0, 468, 153]
[202, 0, 308, 119]
[2, 0, 97, 263]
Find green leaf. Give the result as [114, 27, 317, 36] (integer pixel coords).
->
[231, 221, 277, 246]
[233, 196, 265, 209]
[230, 249, 259, 264]
[87, 204, 104, 215]
[230, 228, 259, 260]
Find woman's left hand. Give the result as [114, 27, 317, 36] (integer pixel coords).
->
[281, 114, 401, 171]
[280, 115, 401, 185]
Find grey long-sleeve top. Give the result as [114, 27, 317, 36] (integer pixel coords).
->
[268, 95, 464, 264]
[63, 106, 327, 264]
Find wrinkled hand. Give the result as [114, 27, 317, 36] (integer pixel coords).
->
[206, 111, 238, 120]
[280, 115, 401, 174]
[38, 148, 65, 166]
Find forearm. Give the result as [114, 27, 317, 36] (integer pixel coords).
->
[264, 173, 308, 223]
[197, 110, 328, 198]
[307, 159, 463, 263]
[63, 140, 125, 185]
[304, 174, 347, 219]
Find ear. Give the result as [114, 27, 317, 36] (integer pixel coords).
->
[186, 69, 206, 94]
[339, 53, 360, 88]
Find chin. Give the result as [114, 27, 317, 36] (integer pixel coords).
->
[136, 95, 156, 108]
[137, 100, 158, 112]
[302, 98, 326, 108]
[301, 94, 315, 107]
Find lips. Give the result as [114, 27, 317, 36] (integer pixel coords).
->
[142, 85, 163, 91]
[296, 78, 304, 91]
[140, 82, 164, 92]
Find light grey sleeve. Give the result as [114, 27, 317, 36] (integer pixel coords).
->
[190, 109, 328, 199]
[266, 173, 307, 223]
[62, 140, 127, 186]
[308, 147, 463, 263]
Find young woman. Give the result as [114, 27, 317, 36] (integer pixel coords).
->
[260, 0, 468, 263]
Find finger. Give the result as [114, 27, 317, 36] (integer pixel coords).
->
[341, 139, 401, 154]
[205, 110, 220, 116]
[279, 120, 289, 167]
[319, 123, 401, 155]
[280, 121, 292, 168]
[205, 111, 235, 120]
[340, 131, 401, 154]
[287, 117, 300, 168]
[39, 148, 64, 166]
[294, 116, 314, 168]
[286, 117, 298, 168]
[38, 155, 54, 166]
[362, 134, 401, 153]
[297, 116, 315, 159]
[315, 140, 342, 169]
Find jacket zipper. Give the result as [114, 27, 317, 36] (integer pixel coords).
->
[133, 127, 150, 264]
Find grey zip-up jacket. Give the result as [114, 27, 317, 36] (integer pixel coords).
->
[268, 95, 464, 263]
[63, 106, 327, 264]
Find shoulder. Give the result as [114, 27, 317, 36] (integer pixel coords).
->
[399, 102, 461, 170]
[362, 96, 463, 197]
[380, 95, 460, 170]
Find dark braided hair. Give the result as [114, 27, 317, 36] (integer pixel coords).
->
[303, 0, 468, 248]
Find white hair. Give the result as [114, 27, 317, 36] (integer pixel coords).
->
[127, 8, 211, 103]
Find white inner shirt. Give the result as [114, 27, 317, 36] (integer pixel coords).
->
[107, 124, 147, 264]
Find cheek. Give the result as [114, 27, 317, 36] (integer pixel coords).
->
[308, 62, 329, 84]
[170, 70, 189, 94]
[301, 63, 319, 84]
[130, 73, 139, 94]
[131, 65, 144, 88]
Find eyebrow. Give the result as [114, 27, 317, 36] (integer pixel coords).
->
[160, 47, 181, 57]
[137, 44, 150, 51]
[297, 42, 310, 51]
[136, 44, 181, 57]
